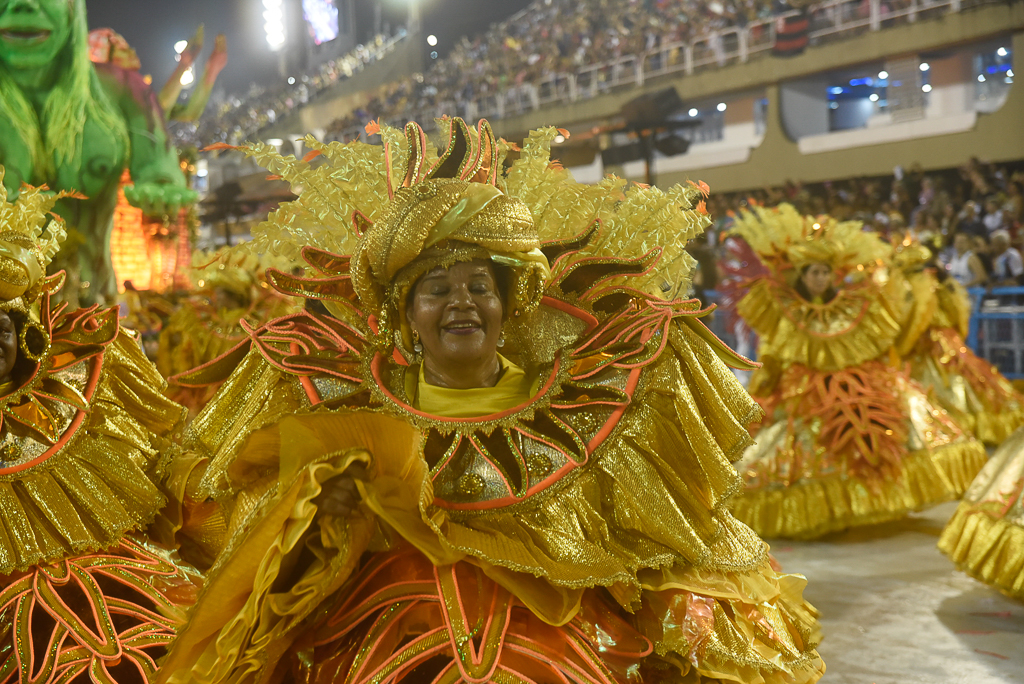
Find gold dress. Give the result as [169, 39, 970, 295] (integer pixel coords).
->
[894, 242, 1024, 446]
[0, 176, 203, 683]
[730, 206, 987, 540]
[939, 426, 1024, 600]
[157, 120, 824, 683]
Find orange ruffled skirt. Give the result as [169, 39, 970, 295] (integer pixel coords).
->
[733, 361, 987, 539]
[290, 544, 822, 684]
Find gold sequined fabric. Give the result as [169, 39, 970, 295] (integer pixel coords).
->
[939, 426, 1024, 600]
[0, 166, 67, 305]
[350, 179, 539, 313]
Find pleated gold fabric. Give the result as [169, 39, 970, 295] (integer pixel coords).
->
[939, 426, 1024, 600]
[0, 330, 187, 574]
[738, 276, 903, 375]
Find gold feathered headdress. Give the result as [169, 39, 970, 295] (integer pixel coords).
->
[211, 117, 712, 352]
[732, 203, 890, 284]
[0, 167, 68, 311]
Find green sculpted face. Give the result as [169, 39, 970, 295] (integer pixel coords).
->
[0, 0, 73, 70]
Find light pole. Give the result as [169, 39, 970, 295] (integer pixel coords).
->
[407, 0, 420, 34]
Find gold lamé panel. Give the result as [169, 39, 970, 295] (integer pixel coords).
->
[962, 427, 1024, 527]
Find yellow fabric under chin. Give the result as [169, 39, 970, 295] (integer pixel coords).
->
[410, 354, 537, 418]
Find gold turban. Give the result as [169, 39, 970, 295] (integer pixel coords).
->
[349, 119, 550, 353]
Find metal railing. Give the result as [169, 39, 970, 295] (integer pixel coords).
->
[451, 0, 960, 122]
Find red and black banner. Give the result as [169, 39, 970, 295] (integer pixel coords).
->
[773, 11, 809, 56]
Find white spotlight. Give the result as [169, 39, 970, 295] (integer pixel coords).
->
[688, 108, 698, 117]
[174, 40, 188, 54]
[878, 70, 888, 80]
[997, 47, 1008, 57]
[921, 84, 932, 93]
[869, 93, 879, 101]
[919, 62, 930, 71]
[978, 74, 986, 82]
[716, 102, 726, 112]
[426, 34, 438, 46]
[180, 67, 195, 86]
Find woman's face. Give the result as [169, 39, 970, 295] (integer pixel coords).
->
[800, 263, 834, 299]
[0, 311, 17, 383]
[407, 259, 504, 381]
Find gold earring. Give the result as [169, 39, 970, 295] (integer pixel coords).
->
[412, 330, 423, 353]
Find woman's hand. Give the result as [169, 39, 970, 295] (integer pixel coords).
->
[314, 463, 368, 518]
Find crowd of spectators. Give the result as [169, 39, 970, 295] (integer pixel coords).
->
[320, 0, 777, 141]
[188, 32, 404, 147]
[697, 158, 1024, 295]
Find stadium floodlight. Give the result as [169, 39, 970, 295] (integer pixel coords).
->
[264, 0, 286, 51]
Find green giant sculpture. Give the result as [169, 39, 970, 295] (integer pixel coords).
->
[0, 0, 197, 303]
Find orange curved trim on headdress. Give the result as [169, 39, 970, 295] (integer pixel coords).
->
[0, 354, 102, 475]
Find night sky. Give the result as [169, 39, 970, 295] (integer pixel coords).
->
[84, 0, 533, 96]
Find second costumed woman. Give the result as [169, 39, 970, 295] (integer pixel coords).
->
[156, 120, 825, 683]
[729, 205, 987, 540]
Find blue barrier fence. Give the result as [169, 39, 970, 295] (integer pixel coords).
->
[967, 287, 1024, 380]
[705, 287, 1024, 379]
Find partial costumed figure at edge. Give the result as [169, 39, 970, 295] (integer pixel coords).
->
[938, 424, 1024, 601]
[0, 168, 217, 684]
[729, 204, 988, 540]
[892, 238, 1024, 447]
[155, 119, 825, 684]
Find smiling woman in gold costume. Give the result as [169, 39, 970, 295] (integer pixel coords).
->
[155, 120, 824, 684]
[0, 169, 206, 684]
[730, 205, 987, 540]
